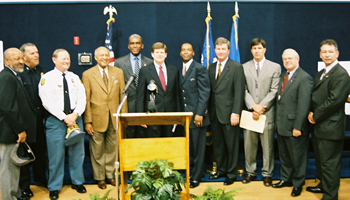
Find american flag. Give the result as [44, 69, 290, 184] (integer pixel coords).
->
[105, 21, 115, 66]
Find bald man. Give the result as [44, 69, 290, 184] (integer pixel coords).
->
[0, 48, 36, 200]
[272, 49, 313, 197]
[82, 46, 127, 190]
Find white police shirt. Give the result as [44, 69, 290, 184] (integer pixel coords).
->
[39, 67, 86, 121]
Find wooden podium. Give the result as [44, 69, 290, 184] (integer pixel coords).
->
[117, 112, 193, 200]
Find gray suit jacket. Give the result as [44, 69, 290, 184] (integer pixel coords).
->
[276, 67, 313, 136]
[243, 59, 281, 123]
[115, 54, 152, 112]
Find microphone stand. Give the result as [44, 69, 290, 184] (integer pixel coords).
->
[115, 91, 128, 200]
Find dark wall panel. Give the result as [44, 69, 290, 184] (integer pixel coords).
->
[1, 2, 350, 78]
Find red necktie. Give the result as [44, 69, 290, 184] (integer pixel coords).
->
[279, 72, 289, 95]
[159, 65, 166, 91]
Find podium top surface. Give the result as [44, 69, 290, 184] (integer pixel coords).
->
[115, 112, 193, 126]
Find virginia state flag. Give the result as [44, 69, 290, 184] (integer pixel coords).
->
[105, 21, 115, 66]
[201, 13, 216, 68]
[229, 2, 240, 63]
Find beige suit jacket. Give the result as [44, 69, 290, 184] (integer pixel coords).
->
[82, 65, 127, 132]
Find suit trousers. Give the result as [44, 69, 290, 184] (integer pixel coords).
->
[243, 122, 275, 177]
[189, 126, 206, 181]
[89, 116, 116, 181]
[313, 136, 343, 200]
[45, 115, 85, 191]
[211, 116, 239, 178]
[0, 143, 21, 200]
[20, 117, 48, 190]
[277, 134, 308, 188]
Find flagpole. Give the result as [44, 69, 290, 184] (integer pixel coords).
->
[205, 2, 212, 68]
[103, 5, 120, 199]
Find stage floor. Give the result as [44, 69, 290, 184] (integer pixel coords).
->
[2, 178, 349, 200]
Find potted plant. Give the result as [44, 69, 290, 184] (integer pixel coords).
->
[125, 159, 185, 200]
[73, 189, 116, 200]
[191, 185, 240, 200]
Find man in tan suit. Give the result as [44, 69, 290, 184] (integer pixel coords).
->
[82, 46, 127, 189]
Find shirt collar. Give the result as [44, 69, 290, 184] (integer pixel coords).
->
[324, 60, 338, 74]
[5, 66, 17, 75]
[183, 59, 193, 71]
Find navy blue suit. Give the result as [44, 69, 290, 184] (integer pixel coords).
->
[18, 64, 48, 189]
[136, 62, 181, 137]
[180, 60, 210, 181]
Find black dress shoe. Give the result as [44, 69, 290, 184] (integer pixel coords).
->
[291, 187, 302, 197]
[263, 177, 272, 187]
[17, 197, 30, 200]
[306, 186, 324, 193]
[71, 184, 87, 193]
[242, 174, 257, 184]
[49, 190, 59, 200]
[21, 189, 34, 198]
[272, 180, 293, 188]
[224, 177, 235, 185]
[190, 180, 200, 188]
[209, 173, 225, 180]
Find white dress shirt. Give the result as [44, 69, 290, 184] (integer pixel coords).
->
[39, 67, 86, 121]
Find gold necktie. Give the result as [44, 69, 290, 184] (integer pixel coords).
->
[103, 69, 108, 88]
[216, 63, 222, 83]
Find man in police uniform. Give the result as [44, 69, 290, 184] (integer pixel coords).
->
[39, 49, 86, 200]
[18, 43, 48, 199]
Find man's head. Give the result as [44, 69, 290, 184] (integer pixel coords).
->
[128, 34, 144, 56]
[20, 43, 39, 69]
[282, 48, 300, 72]
[4, 47, 24, 73]
[320, 39, 339, 67]
[214, 37, 230, 62]
[250, 38, 266, 62]
[94, 46, 110, 69]
[180, 43, 194, 63]
[151, 42, 167, 65]
[52, 49, 71, 73]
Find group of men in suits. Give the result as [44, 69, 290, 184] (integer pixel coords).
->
[1, 35, 348, 200]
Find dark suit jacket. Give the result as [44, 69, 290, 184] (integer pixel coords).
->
[136, 62, 181, 113]
[18, 64, 47, 117]
[276, 67, 313, 136]
[180, 60, 210, 128]
[0, 67, 36, 143]
[208, 59, 245, 124]
[115, 54, 152, 113]
[311, 63, 350, 140]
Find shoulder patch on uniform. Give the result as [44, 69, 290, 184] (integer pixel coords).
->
[41, 79, 45, 86]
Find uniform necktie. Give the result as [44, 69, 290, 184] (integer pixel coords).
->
[257, 62, 260, 77]
[159, 65, 166, 91]
[63, 73, 71, 114]
[183, 65, 186, 77]
[216, 63, 222, 83]
[134, 57, 140, 87]
[279, 72, 290, 95]
[103, 69, 108, 88]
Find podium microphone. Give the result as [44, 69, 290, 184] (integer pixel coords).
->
[122, 74, 136, 94]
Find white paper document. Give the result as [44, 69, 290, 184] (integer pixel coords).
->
[239, 110, 266, 133]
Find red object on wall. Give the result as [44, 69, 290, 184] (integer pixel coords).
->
[74, 36, 80, 45]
